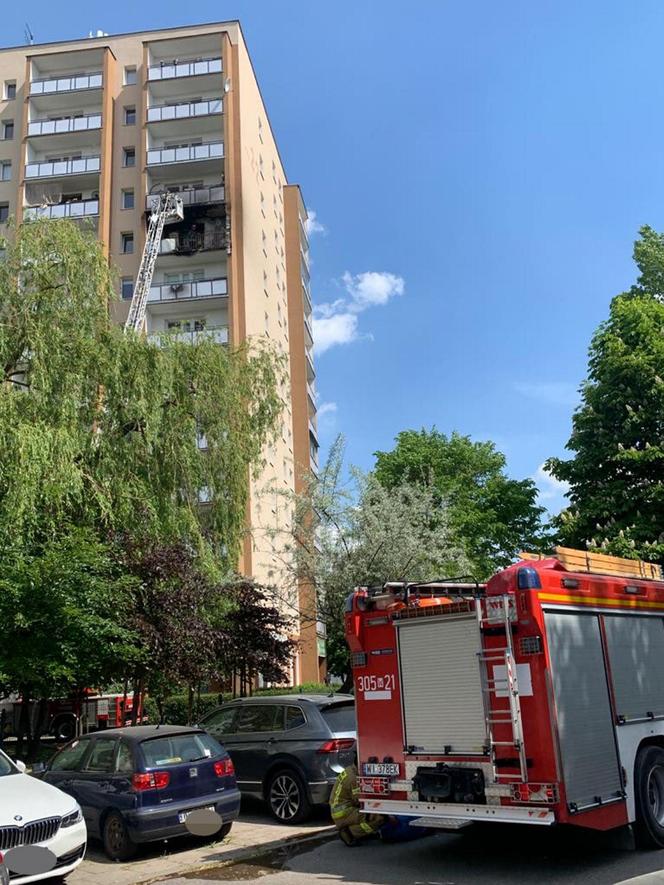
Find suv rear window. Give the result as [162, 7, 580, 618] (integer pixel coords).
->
[321, 703, 356, 732]
[141, 732, 223, 767]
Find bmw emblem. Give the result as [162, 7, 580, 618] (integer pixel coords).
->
[13, 815, 22, 822]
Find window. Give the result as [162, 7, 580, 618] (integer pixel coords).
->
[141, 732, 223, 767]
[116, 741, 134, 773]
[204, 706, 238, 738]
[121, 189, 134, 210]
[1, 120, 13, 140]
[0, 161, 11, 182]
[285, 706, 306, 730]
[0, 204, 8, 223]
[124, 106, 136, 125]
[121, 232, 134, 254]
[4, 82, 16, 101]
[235, 705, 282, 733]
[123, 147, 135, 167]
[320, 702, 356, 732]
[50, 739, 90, 772]
[124, 66, 137, 85]
[84, 738, 118, 772]
[121, 277, 133, 299]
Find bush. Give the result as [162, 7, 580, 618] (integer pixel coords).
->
[254, 682, 343, 697]
[144, 692, 223, 725]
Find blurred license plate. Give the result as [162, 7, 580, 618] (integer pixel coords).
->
[178, 805, 215, 823]
[362, 762, 399, 776]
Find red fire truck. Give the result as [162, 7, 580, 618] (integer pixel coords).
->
[345, 547, 664, 847]
[0, 691, 144, 741]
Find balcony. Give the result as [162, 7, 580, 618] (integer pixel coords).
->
[25, 156, 100, 179]
[307, 381, 317, 409]
[305, 348, 315, 382]
[309, 419, 319, 445]
[148, 276, 228, 304]
[304, 313, 314, 348]
[146, 185, 224, 212]
[30, 72, 102, 95]
[24, 198, 99, 220]
[147, 98, 223, 123]
[27, 114, 102, 137]
[148, 57, 222, 81]
[302, 277, 313, 313]
[147, 141, 224, 168]
[160, 230, 228, 256]
[148, 325, 228, 346]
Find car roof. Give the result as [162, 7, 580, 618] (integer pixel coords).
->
[221, 694, 354, 706]
[79, 725, 205, 742]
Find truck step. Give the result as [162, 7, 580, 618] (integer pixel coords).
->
[409, 816, 472, 830]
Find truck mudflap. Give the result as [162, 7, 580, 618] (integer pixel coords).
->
[361, 798, 555, 826]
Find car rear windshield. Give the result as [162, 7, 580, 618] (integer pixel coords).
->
[321, 703, 356, 733]
[141, 732, 224, 768]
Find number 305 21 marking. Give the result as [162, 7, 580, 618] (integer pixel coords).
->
[357, 674, 396, 692]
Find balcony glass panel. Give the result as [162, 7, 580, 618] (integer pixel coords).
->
[148, 325, 228, 346]
[147, 141, 224, 166]
[147, 98, 223, 123]
[28, 114, 102, 137]
[148, 57, 222, 81]
[30, 72, 103, 95]
[146, 185, 224, 211]
[25, 156, 101, 179]
[24, 199, 99, 220]
[148, 277, 228, 303]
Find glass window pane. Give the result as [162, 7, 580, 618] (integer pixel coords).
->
[204, 706, 237, 737]
[285, 706, 306, 730]
[84, 738, 118, 772]
[50, 739, 90, 772]
[235, 705, 282, 733]
[116, 741, 134, 773]
[321, 703, 356, 732]
[141, 732, 222, 767]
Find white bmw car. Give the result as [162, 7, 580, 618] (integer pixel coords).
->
[0, 749, 86, 883]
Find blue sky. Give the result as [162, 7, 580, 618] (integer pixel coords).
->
[6, 1, 662, 513]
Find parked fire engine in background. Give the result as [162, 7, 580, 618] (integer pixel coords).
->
[345, 547, 664, 848]
[0, 690, 143, 742]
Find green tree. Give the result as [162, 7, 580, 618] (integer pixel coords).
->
[374, 429, 546, 577]
[546, 226, 664, 563]
[269, 437, 470, 686]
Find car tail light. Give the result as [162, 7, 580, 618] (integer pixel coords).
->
[317, 739, 355, 754]
[132, 771, 170, 791]
[214, 758, 235, 777]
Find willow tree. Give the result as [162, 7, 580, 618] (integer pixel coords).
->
[0, 218, 284, 569]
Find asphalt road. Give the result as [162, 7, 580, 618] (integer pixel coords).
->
[157, 823, 664, 885]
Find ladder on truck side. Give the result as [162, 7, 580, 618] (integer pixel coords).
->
[476, 595, 528, 784]
[124, 192, 184, 334]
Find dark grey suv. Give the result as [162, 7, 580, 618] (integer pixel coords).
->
[198, 695, 356, 823]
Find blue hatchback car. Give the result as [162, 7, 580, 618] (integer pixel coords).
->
[40, 725, 240, 860]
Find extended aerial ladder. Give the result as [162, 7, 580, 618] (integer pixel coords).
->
[124, 192, 184, 333]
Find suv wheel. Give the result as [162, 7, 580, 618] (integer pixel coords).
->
[103, 810, 137, 861]
[267, 768, 312, 824]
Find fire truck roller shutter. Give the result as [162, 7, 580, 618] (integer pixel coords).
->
[545, 612, 623, 810]
[397, 615, 486, 755]
[603, 615, 664, 722]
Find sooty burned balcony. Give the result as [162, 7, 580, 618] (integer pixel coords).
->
[146, 184, 224, 212]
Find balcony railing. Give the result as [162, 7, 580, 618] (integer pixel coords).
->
[25, 156, 101, 179]
[309, 419, 319, 444]
[147, 97, 223, 123]
[160, 230, 228, 255]
[146, 185, 224, 212]
[304, 312, 314, 346]
[302, 277, 313, 313]
[148, 325, 229, 346]
[147, 141, 224, 166]
[30, 72, 102, 95]
[28, 114, 102, 137]
[148, 57, 222, 81]
[305, 349, 316, 380]
[307, 381, 317, 406]
[24, 199, 99, 220]
[148, 276, 228, 303]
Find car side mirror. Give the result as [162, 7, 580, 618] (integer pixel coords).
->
[15, 760, 27, 773]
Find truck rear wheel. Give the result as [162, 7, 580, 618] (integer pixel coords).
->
[635, 745, 664, 849]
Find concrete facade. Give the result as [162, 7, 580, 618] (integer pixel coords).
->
[0, 21, 324, 683]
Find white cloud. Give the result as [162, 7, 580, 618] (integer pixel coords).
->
[342, 271, 405, 312]
[534, 463, 570, 511]
[312, 312, 359, 355]
[317, 401, 338, 418]
[305, 210, 326, 237]
[515, 381, 579, 407]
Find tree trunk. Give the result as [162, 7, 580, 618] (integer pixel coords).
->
[339, 671, 353, 694]
[131, 679, 142, 726]
[187, 685, 194, 725]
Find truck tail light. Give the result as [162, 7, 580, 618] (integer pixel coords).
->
[132, 771, 170, 791]
[317, 739, 355, 754]
[214, 758, 235, 777]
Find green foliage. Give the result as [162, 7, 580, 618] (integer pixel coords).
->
[374, 429, 547, 577]
[255, 682, 342, 696]
[547, 226, 664, 563]
[143, 692, 223, 726]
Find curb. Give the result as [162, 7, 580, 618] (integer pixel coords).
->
[139, 826, 337, 884]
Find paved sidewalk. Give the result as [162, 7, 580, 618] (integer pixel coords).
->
[68, 801, 334, 885]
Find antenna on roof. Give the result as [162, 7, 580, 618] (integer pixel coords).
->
[24, 23, 34, 45]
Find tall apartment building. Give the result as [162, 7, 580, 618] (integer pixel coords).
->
[0, 21, 325, 683]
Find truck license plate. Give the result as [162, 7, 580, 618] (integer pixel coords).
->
[178, 805, 215, 824]
[362, 762, 400, 776]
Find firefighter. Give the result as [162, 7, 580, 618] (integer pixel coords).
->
[330, 761, 386, 846]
